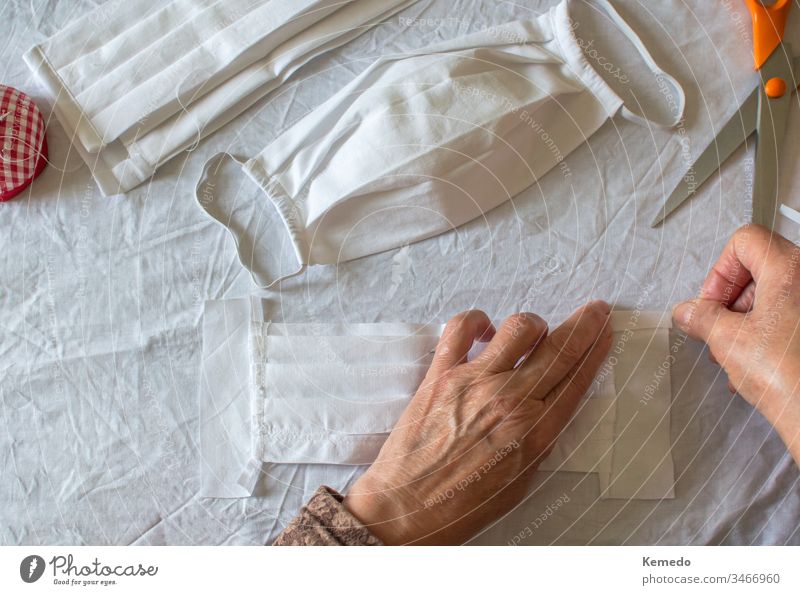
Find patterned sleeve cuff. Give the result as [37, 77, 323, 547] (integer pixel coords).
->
[272, 486, 383, 546]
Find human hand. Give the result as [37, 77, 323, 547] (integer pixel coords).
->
[342, 301, 612, 545]
[673, 224, 800, 465]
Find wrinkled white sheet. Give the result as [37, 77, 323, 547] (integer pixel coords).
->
[1, 0, 799, 545]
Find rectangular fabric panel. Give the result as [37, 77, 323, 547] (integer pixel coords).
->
[198, 298, 675, 500]
[24, 0, 415, 194]
[536, 311, 674, 499]
[249, 309, 442, 466]
[538, 377, 617, 479]
[198, 298, 255, 498]
[600, 311, 675, 499]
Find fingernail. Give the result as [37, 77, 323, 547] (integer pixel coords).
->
[672, 300, 694, 330]
[590, 300, 611, 315]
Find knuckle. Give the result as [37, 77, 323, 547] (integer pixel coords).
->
[733, 224, 758, 255]
[504, 312, 544, 338]
[735, 223, 757, 238]
[485, 342, 510, 364]
[557, 337, 583, 362]
[447, 309, 485, 331]
[442, 313, 470, 338]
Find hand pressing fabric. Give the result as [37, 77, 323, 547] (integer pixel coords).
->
[336, 301, 613, 545]
[673, 224, 800, 466]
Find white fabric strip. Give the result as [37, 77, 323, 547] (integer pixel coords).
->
[600, 323, 675, 499]
[265, 335, 438, 365]
[264, 323, 445, 337]
[198, 298, 257, 498]
[780, 203, 800, 226]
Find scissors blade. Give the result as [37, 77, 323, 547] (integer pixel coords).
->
[650, 88, 758, 227]
[751, 45, 795, 228]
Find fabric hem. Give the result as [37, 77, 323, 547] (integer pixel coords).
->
[23, 46, 106, 153]
[242, 157, 310, 273]
[552, 1, 624, 118]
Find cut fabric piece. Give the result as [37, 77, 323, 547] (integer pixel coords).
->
[198, 298, 675, 502]
[198, 298, 255, 498]
[536, 311, 674, 500]
[538, 377, 616, 479]
[599, 310, 675, 500]
[24, 0, 415, 195]
[197, 0, 685, 287]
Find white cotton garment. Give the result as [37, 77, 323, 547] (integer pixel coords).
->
[196, 0, 685, 288]
[24, 0, 414, 195]
[198, 297, 675, 500]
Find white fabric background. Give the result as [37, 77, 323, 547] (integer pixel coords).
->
[1, 0, 799, 545]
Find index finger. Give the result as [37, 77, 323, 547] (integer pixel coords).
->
[700, 224, 792, 305]
[515, 300, 611, 398]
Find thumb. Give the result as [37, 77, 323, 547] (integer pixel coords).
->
[673, 298, 746, 363]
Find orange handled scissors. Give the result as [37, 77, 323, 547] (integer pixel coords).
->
[652, 0, 798, 228]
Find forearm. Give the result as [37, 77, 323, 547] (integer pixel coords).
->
[774, 417, 800, 468]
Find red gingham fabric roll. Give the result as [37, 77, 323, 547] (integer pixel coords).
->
[0, 85, 48, 202]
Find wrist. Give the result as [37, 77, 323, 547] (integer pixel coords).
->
[342, 476, 421, 545]
[760, 394, 800, 466]
[773, 417, 800, 466]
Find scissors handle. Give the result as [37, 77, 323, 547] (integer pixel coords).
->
[745, 0, 791, 69]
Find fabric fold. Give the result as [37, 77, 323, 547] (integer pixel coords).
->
[24, 0, 416, 195]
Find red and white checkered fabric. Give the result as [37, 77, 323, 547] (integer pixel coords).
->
[0, 85, 48, 202]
